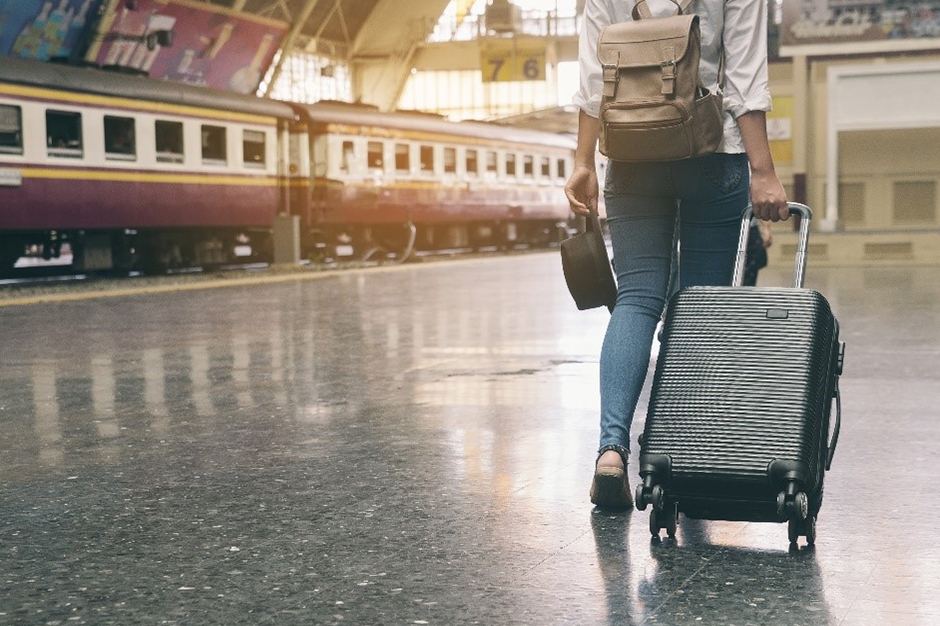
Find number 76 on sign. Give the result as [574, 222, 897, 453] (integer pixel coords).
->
[480, 48, 546, 83]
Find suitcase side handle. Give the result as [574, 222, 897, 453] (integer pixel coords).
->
[732, 202, 813, 288]
[827, 378, 842, 471]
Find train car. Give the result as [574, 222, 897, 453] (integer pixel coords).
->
[288, 101, 576, 259]
[0, 56, 294, 273]
[0, 57, 575, 274]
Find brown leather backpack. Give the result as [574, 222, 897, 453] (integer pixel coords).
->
[597, 0, 723, 162]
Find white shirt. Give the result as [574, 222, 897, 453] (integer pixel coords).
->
[573, 0, 772, 154]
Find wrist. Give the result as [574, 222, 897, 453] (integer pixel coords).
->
[750, 164, 777, 177]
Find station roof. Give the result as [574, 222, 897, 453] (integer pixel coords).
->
[235, 0, 382, 47]
[144, 0, 453, 108]
[208, 0, 450, 58]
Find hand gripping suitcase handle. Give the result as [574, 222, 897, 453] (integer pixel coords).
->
[732, 202, 813, 288]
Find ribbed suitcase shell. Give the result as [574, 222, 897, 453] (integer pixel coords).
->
[641, 285, 838, 521]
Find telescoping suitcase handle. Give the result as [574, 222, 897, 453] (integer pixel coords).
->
[732, 202, 813, 289]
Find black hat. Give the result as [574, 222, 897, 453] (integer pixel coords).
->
[560, 213, 616, 312]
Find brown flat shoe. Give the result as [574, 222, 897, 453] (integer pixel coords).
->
[590, 466, 633, 510]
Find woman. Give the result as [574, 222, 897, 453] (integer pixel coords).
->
[565, 0, 789, 509]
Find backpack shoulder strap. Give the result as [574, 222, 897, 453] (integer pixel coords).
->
[632, 0, 695, 20]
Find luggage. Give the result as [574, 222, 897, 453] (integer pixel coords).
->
[634, 203, 845, 546]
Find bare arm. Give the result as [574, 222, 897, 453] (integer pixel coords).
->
[737, 110, 789, 222]
[565, 110, 601, 216]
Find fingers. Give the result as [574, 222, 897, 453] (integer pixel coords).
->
[749, 171, 788, 221]
[564, 187, 593, 216]
[750, 200, 787, 222]
[752, 206, 772, 221]
[564, 167, 599, 216]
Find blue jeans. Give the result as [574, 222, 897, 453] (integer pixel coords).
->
[598, 153, 749, 456]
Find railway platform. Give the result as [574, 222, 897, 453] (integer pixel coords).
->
[0, 253, 937, 625]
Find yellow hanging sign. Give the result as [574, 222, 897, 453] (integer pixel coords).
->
[480, 45, 546, 83]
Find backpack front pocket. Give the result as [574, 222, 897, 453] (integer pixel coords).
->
[600, 100, 696, 162]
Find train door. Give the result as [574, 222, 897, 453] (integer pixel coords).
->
[287, 120, 311, 227]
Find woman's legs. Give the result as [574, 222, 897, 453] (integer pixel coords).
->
[598, 188, 676, 455]
[590, 161, 675, 507]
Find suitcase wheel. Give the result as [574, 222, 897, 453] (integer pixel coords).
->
[649, 501, 677, 539]
[793, 491, 809, 520]
[777, 489, 810, 522]
[633, 482, 663, 512]
[806, 516, 817, 545]
[635, 484, 648, 511]
[788, 514, 817, 546]
[651, 485, 665, 511]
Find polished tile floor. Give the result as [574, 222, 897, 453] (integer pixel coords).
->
[0, 254, 937, 625]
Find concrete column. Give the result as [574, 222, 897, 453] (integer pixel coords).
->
[273, 214, 301, 265]
[823, 63, 841, 233]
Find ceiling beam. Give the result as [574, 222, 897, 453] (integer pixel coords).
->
[349, 0, 451, 110]
[262, 0, 322, 97]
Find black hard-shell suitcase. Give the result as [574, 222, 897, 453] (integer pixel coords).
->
[634, 203, 845, 546]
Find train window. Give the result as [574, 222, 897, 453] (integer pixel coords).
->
[485, 151, 497, 175]
[104, 116, 136, 160]
[201, 124, 227, 164]
[0, 105, 23, 155]
[419, 145, 434, 173]
[443, 147, 457, 174]
[540, 156, 551, 178]
[340, 140, 355, 173]
[523, 155, 534, 178]
[395, 143, 409, 173]
[46, 109, 83, 158]
[465, 149, 478, 176]
[367, 141, 383, 171]
[557, 158, 567, 180]
[243, 130, 266, 167]
[155, 120, 184, 163]
[505, 153, 517, 177]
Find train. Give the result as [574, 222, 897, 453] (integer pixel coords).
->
[0, 56, 576, 274]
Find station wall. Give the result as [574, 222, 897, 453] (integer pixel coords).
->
[766, 53, 940, 266]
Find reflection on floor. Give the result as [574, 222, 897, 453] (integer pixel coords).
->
[0, 256, 938, 625]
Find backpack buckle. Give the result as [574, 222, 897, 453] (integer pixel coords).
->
[602, 62, 619, 97]
[660, 60, 677, 95]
